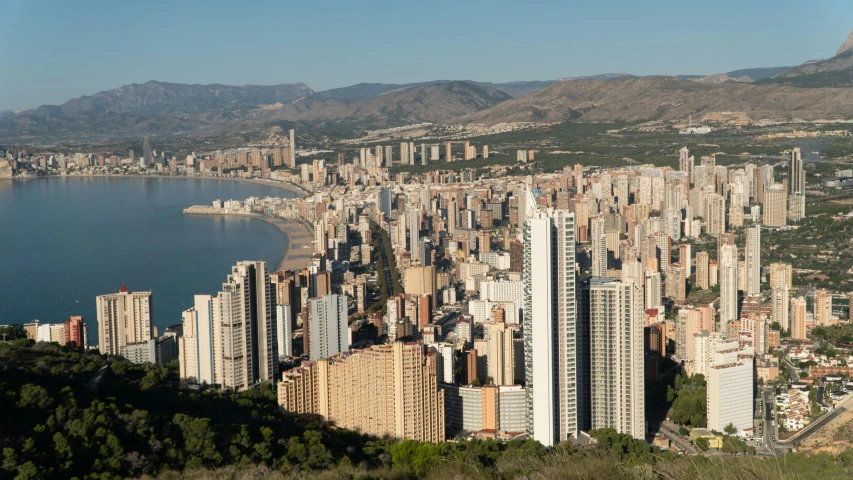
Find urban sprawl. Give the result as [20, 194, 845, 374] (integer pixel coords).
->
[7, 131, 853, 457]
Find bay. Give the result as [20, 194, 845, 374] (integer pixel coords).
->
[0, 176, 298, 336]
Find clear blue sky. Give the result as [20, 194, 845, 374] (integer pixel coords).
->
[1, 0, 851, 111]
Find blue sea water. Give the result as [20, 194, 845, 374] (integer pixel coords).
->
[0, 176, 297, 335]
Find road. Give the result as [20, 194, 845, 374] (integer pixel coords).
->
[777, 406, 847, 446]
[659, 421, 698, 455]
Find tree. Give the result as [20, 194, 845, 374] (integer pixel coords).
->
[17, 384, 52, 410]
[724, 423, 737, 436]
[2, 448, 16, 472]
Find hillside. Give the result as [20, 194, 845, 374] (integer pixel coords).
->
[2, 332, 853, 479]
[455, 76, 853, 125]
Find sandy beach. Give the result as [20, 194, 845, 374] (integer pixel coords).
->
[184, 207, 314, 272]
[256, 215, 315, 272]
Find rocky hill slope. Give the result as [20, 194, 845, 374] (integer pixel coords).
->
[455, 76, 853, 124]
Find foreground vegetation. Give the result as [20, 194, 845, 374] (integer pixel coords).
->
[4, 333, 853, 479]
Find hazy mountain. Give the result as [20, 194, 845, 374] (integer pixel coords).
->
[315, 80, 554, 100]
[760, 51, 853, 87]
[0, 81, 510, 141]
[314, 82, 434, 101]
[454, 76, 853, 124]
[32, 80, 314, 116]
[255, 81, 512, 128]
[725, 66, 794, 81]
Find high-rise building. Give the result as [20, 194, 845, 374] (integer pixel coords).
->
[676, 308, 700, 362]
[791, 296, 807, 340]
[719, 245, 739, 327]
[644, 270, 662, 309]
[307, 294, 348, 361]
[179, 295, 216, 385]
[96, 285, 153, 356]
[769, 263, 792, 290]
[278, 342, 445, 443]
[485, 318, 517, 386]
[679, 146, 692, 178]
[591, 216, 607, 276]
[215, 261, 278, 390]
[400, 142, 410, 166]
[763, 186, 787, 227]
[695, 251, 710, 290]
[64, 316, 87, 350]
[289, 129, 296, 168]
[523, 208, 584, 446]
[814, 289, 832, 327]
[377, 187, 392, 218]
[772, 285, 790, 332]
[788, 193, 806, 222]
[580, 278, 645, 440]
[679, 244, 692, 277]
[705, 194, 726, 236]
[745, 226, 761, 296]
[706, 339, 754, 436]
[276, 304, 293, 357]
[141, 137, 153, 167]
[788, 147, 805, 195]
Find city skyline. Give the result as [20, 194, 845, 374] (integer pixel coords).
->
[1, 1, 852, 110]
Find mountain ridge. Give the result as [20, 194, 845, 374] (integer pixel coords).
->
[0, 81, 511, 141]
[454, 76, 853, 125]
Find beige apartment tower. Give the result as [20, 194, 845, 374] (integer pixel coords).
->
[695, 251, 710, 290]
[763, 186, 787, 227]
[791, 296, 807, 340]
[96, 286, 153, 356]
[277, 342, 445, 443]
[814, 289, 832, 327]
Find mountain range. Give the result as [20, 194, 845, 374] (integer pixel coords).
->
[3, 30, 853, 142]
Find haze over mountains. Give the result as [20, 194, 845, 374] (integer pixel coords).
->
[2, 30, 853, 142]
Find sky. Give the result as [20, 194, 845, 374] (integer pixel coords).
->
[1, 0, 852, 111]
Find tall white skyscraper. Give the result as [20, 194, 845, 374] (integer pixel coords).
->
[276, 304, 293, 358]
[745, 226, 761, 296]
[719, 245, 739, 328]
[215, 261, 278, 390]
[523, 208, 584, 447]
[772, 285, 790, 332]
[179, 295, 216, 385]
[308, 294, 348, 361]
[644, 270, 662, 310]
[706, 338, 754, 435]
[580, 278, 645, 440]
[679, 146, 692, 179]
[591, 216, 607, 276]
[96, 285, 153, 356]
[409, 208, 421, 262]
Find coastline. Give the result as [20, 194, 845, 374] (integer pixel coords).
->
[5, 173, 311, 197]
[185, 207, 314, 272]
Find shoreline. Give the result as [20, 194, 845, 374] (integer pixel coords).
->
[5, 173, 311, 197]
[185, 207, 314, 272]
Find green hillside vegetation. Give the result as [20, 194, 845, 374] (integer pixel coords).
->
[3, 332, 853, 479]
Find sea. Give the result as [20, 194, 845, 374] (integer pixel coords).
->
[0, 176, 298, 336]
